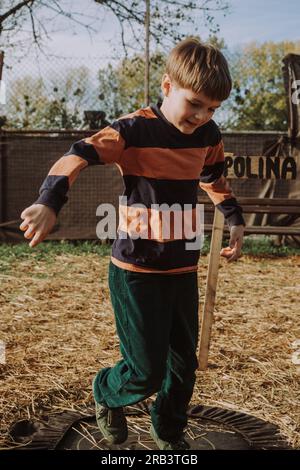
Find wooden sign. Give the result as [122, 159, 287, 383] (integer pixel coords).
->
[224, 153, 297, 179]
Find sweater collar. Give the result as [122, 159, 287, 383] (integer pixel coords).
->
[150, 101, 208, 139]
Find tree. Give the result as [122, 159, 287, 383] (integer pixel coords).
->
[5, 32, 228, 127]
[97, 32, 226, 119]
[98, 50, 166, 119]
[226, 41, 300, 131]
[0, 0, 229, 52]
[7, 66, 92, 128]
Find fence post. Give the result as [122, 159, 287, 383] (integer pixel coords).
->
[0, 51, 4, 82]
[144, 0, 150, 106]
[0, 51, 5, 225]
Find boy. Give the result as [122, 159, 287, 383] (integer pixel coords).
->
[20, 38, 245, 450]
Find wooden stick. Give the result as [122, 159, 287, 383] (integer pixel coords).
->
[0, 219, 21, 228]
[198, 208, 224, 370]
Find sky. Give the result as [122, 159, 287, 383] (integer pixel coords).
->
[211, 0, 300, 48]
[32, 0, 300, 59]
[2, 0, 300, 114]
[4, 0, 298, 63]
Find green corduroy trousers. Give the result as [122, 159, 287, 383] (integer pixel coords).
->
[93, 261, 199, 441]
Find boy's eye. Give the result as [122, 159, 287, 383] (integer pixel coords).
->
[189, 101, 216, 112]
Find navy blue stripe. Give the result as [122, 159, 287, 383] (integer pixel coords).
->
[112, 236, 200, 271]
[216, 198, 245, 227]
[150, 104, 221, 147]
[199, 161, 225, 183]
[64, 140, 104, 165]
[122, 175, 199, 208]
[34, 175, 69, 215]
[114, 107, 221, 150]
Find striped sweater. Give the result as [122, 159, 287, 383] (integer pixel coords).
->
[35, 103, 245, 274]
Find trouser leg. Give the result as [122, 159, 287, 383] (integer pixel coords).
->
[150, 272, 199, 441]
[93, 262, 176, 408]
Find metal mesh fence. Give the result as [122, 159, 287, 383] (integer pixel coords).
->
[0, 47, 290, 131]
[1, 54, 111, 130]
[0, 130, 124, 240]
[0, 48, 297, 241]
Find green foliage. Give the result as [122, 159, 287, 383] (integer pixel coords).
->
[226, 41, 300, 131]
[6, 38, 300, 131]
[0, 237, 299, 271]
[206, 234, 300, 256]
[6, 66, 91, 129]
[98, 50, 166, 120]
[0, 240, 111, 266]
[97, 34, 226, 121]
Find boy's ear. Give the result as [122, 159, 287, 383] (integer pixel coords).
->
[161, 74, 172, 97]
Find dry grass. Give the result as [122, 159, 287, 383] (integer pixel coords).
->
[0, 251, 299, 448]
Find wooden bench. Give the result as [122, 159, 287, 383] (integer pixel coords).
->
[198, 151, 300, 236]
[198, 196, 300, 235]
[198, 154, 299, 370]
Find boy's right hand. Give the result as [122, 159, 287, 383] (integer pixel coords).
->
[20, 204, 57, 248]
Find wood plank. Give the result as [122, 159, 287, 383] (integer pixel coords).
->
[199, 205, 300, 214]
[204, 225, 300, 235]
[198, 197, 300, 206]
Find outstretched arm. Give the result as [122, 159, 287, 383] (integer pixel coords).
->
[199, 136, 245, 262]
[20, 122, 126, 247]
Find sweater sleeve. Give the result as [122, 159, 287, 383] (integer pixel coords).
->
[34, 121, 126, 215]
[199, 134, 245, 228]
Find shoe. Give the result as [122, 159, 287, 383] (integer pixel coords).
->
[95, 400, 128, 445]
[150, 424, 190, 450]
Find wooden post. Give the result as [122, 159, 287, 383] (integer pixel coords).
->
[198, 208, 224, 370]
[0, 50, 4, 106]
[0, 51, 4, 81]
[144, 0, 150, 106]
[0, 50, 5, 225]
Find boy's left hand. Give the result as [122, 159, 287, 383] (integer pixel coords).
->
[220, 224, 244, 262]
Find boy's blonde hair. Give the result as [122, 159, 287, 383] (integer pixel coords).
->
[165, 37, 232, 101]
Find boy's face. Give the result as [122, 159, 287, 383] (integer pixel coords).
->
[160, 74, 222, 134]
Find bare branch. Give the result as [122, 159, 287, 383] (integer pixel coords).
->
[0, 0, 35, 25]
[28, 4, 40, 45]
[0, 0, 229, 53]
[39, 0, 98, 33]
[95, 0, 144, 25]
[117, 14, 128, 59]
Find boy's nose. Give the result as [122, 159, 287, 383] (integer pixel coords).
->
[193, 115, 209, 125]
[194, 111, 209, 121]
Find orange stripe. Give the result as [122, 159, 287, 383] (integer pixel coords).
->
[199, 175, 235, 205]
[119, 205, 150, 239]
[111, 256, 198, 274]
[118, 205, 203, 242]
[85, 127, 125, 164]
[205, 141, 224, 166]
[48, 155, 88, 186]
[121, 147, 207, 180]
[119, 106, 157, 121]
